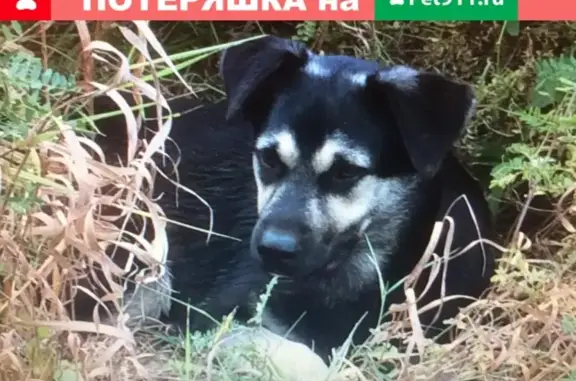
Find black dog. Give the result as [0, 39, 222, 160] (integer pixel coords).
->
[88, 35, 498, 363]
[83, 95, 266, 333]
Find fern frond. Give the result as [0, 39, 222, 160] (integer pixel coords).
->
[531, 54, 576, 108]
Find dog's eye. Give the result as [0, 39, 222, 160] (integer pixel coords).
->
[258, 148, 284, 170]
[332, 161, 368, 183]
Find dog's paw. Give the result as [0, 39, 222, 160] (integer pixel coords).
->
[214, 326, 330, 381]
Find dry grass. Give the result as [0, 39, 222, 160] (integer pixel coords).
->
[0, 20, 252, 381]
[0, 20, 575, 381]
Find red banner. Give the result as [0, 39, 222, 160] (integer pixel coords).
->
[0, 0, 51, 20]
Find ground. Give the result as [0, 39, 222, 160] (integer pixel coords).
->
[0, 20, 575, 381]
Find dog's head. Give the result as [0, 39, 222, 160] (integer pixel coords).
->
[220, 36, 476, 300]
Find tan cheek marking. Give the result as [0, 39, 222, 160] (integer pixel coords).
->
[257, 184, 275, 214]
[306, 197, 324, 230]
[253, 156, 275, 213]
[325, 177, 378, 232]
[275, 130, 299, 168]
[312, 140, 338, 174]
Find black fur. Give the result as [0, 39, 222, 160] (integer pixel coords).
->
[154, 100, 267, 331]
[81, 95, 267, 332]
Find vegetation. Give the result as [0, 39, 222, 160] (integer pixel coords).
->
[0, 20, 575, 381]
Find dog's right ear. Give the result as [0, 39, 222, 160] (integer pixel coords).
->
[365, 66, 475, 178]
[220, 36, 309, 124]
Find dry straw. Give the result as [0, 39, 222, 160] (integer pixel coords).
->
[0, 20, 213, 381]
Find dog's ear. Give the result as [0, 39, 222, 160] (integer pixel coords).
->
[366, 66, 476, 177]
[219, 35, 309, 124]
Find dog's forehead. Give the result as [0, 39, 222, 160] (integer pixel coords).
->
[253, 54, 411, 169]
[302, 54, 380, 81]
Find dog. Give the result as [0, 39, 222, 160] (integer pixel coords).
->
[211, 35, 498, 360]
[87, 35, 498, 364]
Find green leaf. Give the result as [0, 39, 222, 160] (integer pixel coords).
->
[504, 21, 520, 36]
[41, 68, 53, 86]
[29, 61, 43, 89]
[1, 24, 13, 40]
[54, 360, 83, 381]
[36, 326, 51, 339]
[531, 55, 576, 108]
[561, 315, 576, 335]
[11, 21, 23, 35]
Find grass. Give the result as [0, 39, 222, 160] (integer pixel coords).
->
[1, 20, 576, 381]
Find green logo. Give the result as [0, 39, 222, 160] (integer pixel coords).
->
[375, 0, 518, 20]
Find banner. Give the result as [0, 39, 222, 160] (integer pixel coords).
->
[376, 0, 517, 20]
[0, 0, 573, 21]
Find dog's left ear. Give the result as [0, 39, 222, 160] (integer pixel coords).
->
[219, 35, 309, 124]
[366, 67, 476, 177]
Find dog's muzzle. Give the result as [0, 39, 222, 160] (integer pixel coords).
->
[256, 228, 299, 274]
[251, 218, 316, 277]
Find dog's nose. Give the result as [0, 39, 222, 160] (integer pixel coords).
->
[258, 228, 298, 255]
[256, 228, 300, 272]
